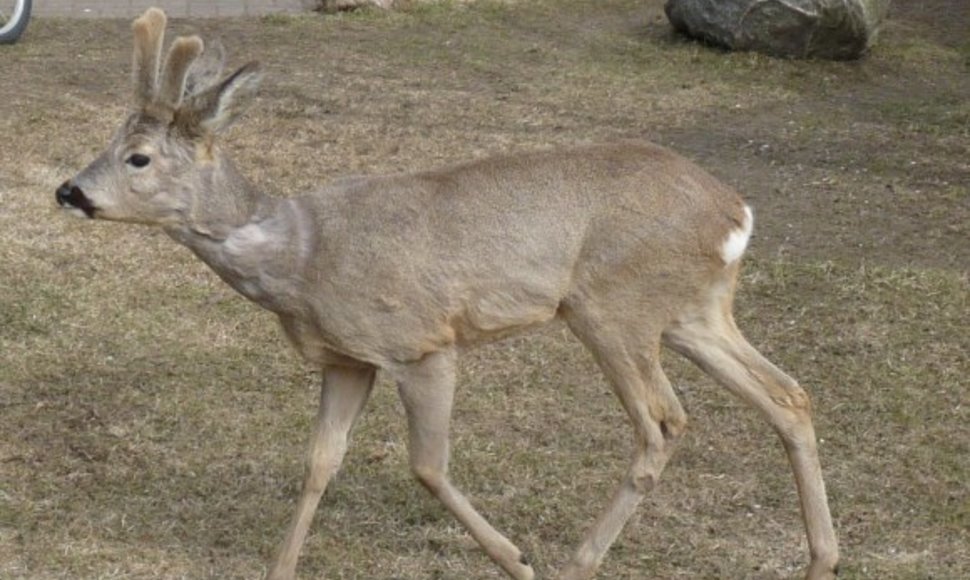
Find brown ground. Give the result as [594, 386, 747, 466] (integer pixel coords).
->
[1, 1, 967, 579]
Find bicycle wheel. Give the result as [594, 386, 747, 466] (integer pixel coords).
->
[0, 0, 31, 44]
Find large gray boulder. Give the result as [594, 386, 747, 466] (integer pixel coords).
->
[664, 0, 891, 60]
[314, 0, 394, 12]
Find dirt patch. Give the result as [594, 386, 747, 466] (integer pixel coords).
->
[1, 1, 967, 579]
[891, 0, 970, 49]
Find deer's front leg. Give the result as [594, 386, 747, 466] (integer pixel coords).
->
[268, 365, 376, 580]
[395, 349, 534, 580]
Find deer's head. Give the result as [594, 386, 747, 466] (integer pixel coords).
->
[56, 8, 262, 227]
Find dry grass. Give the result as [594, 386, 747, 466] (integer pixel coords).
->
[1, 1, 967, 578]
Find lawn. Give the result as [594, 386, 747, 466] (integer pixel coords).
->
[1, 1, 967, 578]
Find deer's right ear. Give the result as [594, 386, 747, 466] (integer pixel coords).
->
[178, 62, 262, 135]
[184, 39, 226, 95]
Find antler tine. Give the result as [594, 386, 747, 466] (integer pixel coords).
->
[132, 8, 167, 106]
[158, 36, 205, 109]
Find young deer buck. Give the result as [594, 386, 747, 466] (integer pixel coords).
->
[56, 8, 839, 580]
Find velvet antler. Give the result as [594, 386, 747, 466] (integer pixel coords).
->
[133, 8, 204, 115]
[131, 8, 167, 106]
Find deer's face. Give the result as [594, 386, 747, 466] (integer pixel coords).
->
[55, 8, 260, 227]
[57, 114, 200, 225]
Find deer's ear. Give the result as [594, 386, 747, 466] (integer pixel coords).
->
[178, 62, 262, 135]
[184, 39, 226, 95]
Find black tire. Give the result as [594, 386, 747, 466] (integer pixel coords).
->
[0, 0, 31, 45]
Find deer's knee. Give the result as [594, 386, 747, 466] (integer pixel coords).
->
[773, 382, 812, 413]
[629, 470, 658, 495]
[766, 386, 823, 449]
[411, 463, 446, 494]
[629, 452, 668, 495]
[303, 439, 347, 495]
[658, 409, 687, 442]
[628, 442, 671, 495]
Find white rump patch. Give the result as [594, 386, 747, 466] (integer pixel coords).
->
[720, 205, 753, 264]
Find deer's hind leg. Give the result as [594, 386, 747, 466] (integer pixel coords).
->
[557, 301, 687, 580]
[662, 304, 839, 580]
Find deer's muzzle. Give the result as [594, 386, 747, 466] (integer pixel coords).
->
[56, 181, 97, 218]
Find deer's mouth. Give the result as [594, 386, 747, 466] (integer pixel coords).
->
[55, 181, 98, 218]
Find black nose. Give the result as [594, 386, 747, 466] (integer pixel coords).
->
[55, 181, 74, 206]
[55, 181, 96, 217]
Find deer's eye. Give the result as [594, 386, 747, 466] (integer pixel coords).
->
[126, 153, 151, 168]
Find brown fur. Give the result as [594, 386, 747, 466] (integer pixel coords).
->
[57, 9, 840, 580]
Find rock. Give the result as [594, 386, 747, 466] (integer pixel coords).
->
[664, 0, 892, 60]
[315, 0, 396, 13]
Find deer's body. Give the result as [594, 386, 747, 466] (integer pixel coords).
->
[174, 142, 746, 368]
[55, 9, 840, 580]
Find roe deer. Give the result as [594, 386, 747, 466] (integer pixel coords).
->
[55, 8, 839, 580]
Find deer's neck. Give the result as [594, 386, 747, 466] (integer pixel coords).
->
[164, 156, 309, 314]
[179, 154, 271, 239]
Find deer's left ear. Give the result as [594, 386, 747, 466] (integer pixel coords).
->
[177, 62, 262, 135]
